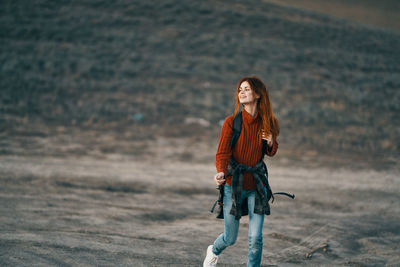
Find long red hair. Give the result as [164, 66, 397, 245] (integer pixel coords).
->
[234, 76, 280, 140]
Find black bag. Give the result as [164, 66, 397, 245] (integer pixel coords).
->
[209, 185, 224, 219]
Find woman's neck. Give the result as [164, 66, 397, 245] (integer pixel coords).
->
[243, 103, 258, 117]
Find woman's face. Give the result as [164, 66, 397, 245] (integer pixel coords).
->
[238, 81, 259, 105]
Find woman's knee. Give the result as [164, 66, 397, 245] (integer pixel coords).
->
[224, 234, 237, 246]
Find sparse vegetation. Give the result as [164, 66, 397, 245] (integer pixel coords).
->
[1, 0, 399, 164]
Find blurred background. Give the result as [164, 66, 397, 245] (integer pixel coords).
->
[1, 1, 400, 265]
[1, 0, 399, 168]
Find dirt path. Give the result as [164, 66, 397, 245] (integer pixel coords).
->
[1, 155, 399, 266]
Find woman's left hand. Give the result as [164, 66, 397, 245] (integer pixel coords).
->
[262, 130, 273, 146]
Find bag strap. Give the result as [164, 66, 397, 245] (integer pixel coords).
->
[229, 111, 242, 149]
[229, 110, 267, 160]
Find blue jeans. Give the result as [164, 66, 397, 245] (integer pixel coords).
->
[212, 184, 265, 267]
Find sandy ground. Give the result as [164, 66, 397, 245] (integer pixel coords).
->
[1, 153, 399, 266]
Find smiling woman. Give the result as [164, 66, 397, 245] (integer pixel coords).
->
[203, 76, 279, 267]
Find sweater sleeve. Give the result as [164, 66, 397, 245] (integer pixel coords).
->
[215, 116, 234, 175]
[265, 137, 278, 157]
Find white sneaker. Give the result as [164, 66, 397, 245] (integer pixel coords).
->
[203, 245, 218, 267]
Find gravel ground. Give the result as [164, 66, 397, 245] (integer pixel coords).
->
[1, 154, 399, 266]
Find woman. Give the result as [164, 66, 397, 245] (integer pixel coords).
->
[203, 76, 279, 267]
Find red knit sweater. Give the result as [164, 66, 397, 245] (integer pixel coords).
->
[216, 109, 278, 190]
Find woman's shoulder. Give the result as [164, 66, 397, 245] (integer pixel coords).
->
[223, 114, 235, 127]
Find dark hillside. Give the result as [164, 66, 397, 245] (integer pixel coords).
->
[1, 0, 399, 164]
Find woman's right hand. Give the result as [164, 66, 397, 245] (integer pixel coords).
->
[214, 172, 225, 185]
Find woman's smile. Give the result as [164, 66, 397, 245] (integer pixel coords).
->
[238, 81, 260, 107]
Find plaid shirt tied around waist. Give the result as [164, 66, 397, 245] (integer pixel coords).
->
[227, 157, 273, 220]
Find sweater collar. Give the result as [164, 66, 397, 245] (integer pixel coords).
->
[242, 108, 259, 124]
